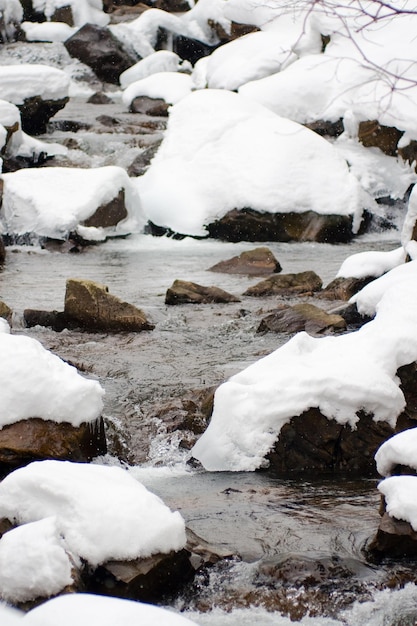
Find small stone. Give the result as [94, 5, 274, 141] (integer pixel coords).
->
[244, 271, 322, 297]
[209, 247, 281, 276]
[165, 280, 240, 305]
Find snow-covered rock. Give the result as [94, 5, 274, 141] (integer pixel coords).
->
[0, 165, 144, 241]
[120, 50, 190, 89]
[122, 72, 194, 111]
[336, 247, 406, 279]
[30, 0, 109, 27]
[0, 0, 23, 42]
[375, 429, 417, 477]
[21, 21, 76, 42]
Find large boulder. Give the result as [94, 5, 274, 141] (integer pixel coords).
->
[64, 278, 154, 332]
[208, 247, 281, 276]
[243, 271, 322, 297]
[0, 417, 106, 474]
[165, 280, 240, 305]
[206, 209, 356, 243]
[64, 23, 137, 84]
[257, 303, 346, 335]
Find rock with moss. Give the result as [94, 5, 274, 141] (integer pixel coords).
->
[244, 271, 322, 297]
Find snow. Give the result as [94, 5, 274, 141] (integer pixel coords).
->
[378, 475, 417, 531]
[120, 51, 190, 89]
[0, 0, 23, 40]
[0, 330, 104, 428]
[122, 72, 194, 109]
[336, 247, 406, 279]
[0, 64, 69, 105]
[0, 518, 74, 603]
[21, 21, 76, 42]
[0, 165, 144, 240]
[137, 89, 369, 237]
[401, 184, 417, 246]
[375, 428, 417, 477]
[32, 0, 109, 27]
[0, 461, 186, 569]
[192, 275, 417, 471]
[25, 593, 199, 626]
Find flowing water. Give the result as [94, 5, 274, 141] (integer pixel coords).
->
[0, 77, 416, 623]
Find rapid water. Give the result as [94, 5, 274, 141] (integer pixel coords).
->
[2, 233, 417, 625]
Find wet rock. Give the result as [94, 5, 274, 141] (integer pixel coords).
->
[172, 34, 219, 65]
[358, 120, 404, 156]
[23, 309, 69, 331]
[244, 271, 322, 297]
[154, 0, 192, 11]
[129, 96, 170, 116]
[304, 118, 344, 138]
[266, 408, 417, 477]
[0, 301, 12, 323]
[165, 280, 240, 305]
[368, 512, 417, 558]
[257, 303, 346, 335]
[18, 95, 69, 135]
[206, 208, 355, 243]
[87, 92, 112, 104]
[64, 24, 137, 84]
[81, 189, 128, 229]
[0, 236, 5, 265]
[0, 417, 107, 475]
[318, 276, 375, 301]
[127, 142, 161, 177]
[208, 247, 281, 276]
[325, 302, 371, 329]
[64, 278, 154, 332]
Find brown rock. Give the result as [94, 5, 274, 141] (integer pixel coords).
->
[89, 549, 195, 602]
[165, 279, 240, 305]
[64, 278, 154, 332]
[398, 140, 417, 166]
[206, 208, 355, 243]
[244, 271, 322, 297]
[266, 409, 417, 477]
[209, 247, 281, 276]
[0, 417, 107, 474]
[64, 24, 137, 85]
[318, 276, 375, 301]
[358, 120, 404, 156]
[0, 300, 12, 323]
[50, 4, 73, 24]
[154, 0, 191, 11]
[81, 189, 128, 229]
[257, 303, 346, 335]
[129, 96, 170, 116]
[87, 92, 112, 104]
[368, 512, 417, 558]
[18, 96, 69, 135]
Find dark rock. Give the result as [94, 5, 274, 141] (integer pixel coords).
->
[18, 96, 69, 135]
[244, 271, 323, 297]
[304, 118, 344, 138]
[81, 189, 128, 229]
[209, 247, 281, 276]
[154, 0, 192, 11]
[398, 140, 417, 166]
[165, 279, 240, 305]
[266, 409, 417, 477]
[50, 4, 74, 25]
[0, 417, 107, 475]
[64, 278, 154, 332]
[88, 92, 112, 104]
[0, 235, 5, 265]
[64, 23, 137, 85]
[206, 208, 355, 243]
[257, 303, 346, 335]
[172, 34, 219, 65]
[325, 302, 371, 329]
[318, 276, 375, 301]
[24, 309, 70, 331]
[368, 512, 417, 558]
[129, 96, 170, 116]
[89, 549, 195, 602]
[358, 120, 404, 156]
[127, 142, 161, 177]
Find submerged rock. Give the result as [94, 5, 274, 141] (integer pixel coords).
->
[165, 280, 240, 305]
[257, 303, 346, 335]
[244, 271, 322, 297]
[64, 278, 154, 332]
[206, 209, 355, 243]
[0, 417, 107, 475]
[209, 247, 281, 276]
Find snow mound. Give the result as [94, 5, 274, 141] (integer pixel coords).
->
[375, 429, 417, 477]
[137, 89, 369, 237]
[25, 593, 199, 626]
[21, 21, 76, 42]
[120, 50, 190, 89]
[32, 0, 109, 27]
[0, 331, 104, 428]
[0, 461, 186, 568]
[378, 475, 417, 531]
[336, 247, 406, 279]
[192, 275, 417, 471]
[122, 72, 194, 109]
[0, 165, 144, 240]
[0, 64, 69, 104]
